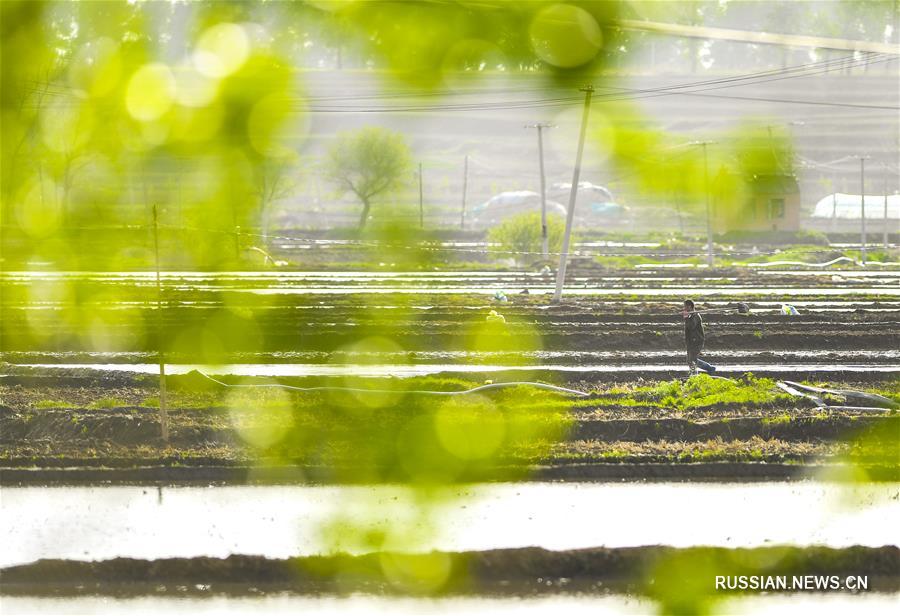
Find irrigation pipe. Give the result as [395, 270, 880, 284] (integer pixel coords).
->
[813, 405, 895, 413]
[738, 256, 857, 268]
[196, 371, 589, 397]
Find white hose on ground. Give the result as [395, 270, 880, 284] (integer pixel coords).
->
[739, 256, 857, 268]
[813, 405, 894, 413]
[196, 371, 589, 397]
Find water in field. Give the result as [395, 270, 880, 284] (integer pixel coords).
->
[234, 286, 900, 297]
[6, 348, 899, 364]
[2, 482, 897, 568]
[2, 270, 898, 299]
[15, 362, 900, 377]
[4, 594, 898, 616]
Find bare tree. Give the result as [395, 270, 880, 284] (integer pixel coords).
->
[325, 127, 412, 230]
[3, 63, 61, 209]
[252, 154, 299, 247]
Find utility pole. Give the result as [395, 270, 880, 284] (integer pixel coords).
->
[859, 155, 869, 265]
[884, 162, 890, 249]
[418, 162, 424, 229]
[691, 140, 716, 267]
[460, 154, 468, 230]
[526, 122, 554, 257]
[553, 85, 593, 303]
[151, 205, 169, 442]
[831, 190, 837, 234]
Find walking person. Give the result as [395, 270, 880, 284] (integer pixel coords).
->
[683, 299, 716, 375]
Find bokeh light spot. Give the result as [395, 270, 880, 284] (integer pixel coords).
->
[68, 37, 121, 98]
[529, 3, 604, 68]
[247, 93, 295, 157]
[434, 396, 506, 461]
[379, 551, 453, 594]
[15, 178, 62, 238]
[173, 64, 219, 108]
[193, 23, 250, 78]
[227, 387, 294, 449]
[40, 105, 94, 153]
[126, 63, 176, 122]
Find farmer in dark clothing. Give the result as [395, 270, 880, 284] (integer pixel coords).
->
[683, 299, 716, 375]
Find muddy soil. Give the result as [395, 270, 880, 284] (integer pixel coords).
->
[4, 301, 900, 354]
[2, 546, 897, 596]
[3, 263, 899, 357]
[5, 461, 899, 484]
[1, 368, 896, 483]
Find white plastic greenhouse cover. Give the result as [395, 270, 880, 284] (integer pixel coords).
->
[812, 193, 900, 219]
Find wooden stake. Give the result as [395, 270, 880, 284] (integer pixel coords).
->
[152, 204, 169, 442]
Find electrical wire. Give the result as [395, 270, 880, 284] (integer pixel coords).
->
[296, 51, 888, 104]
[17, 52, 897, 112]
[299, 53, 897, 112]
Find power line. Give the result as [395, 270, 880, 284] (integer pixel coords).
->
[300, 54, 897, 112]
[18, 53, 897, 113]
[298, 54, 894, 113]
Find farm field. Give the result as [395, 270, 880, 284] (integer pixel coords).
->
[2, 254, 899, 613]
[1, 260, 897, 465]
[3, 0, 899, 612]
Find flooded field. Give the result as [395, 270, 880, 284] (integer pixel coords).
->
[2, 269, 898, 299]
[4, 593, 900, 616]
[3, 482, 898, 568]
[11, 361, 900, 378]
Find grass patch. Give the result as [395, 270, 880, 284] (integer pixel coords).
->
[579, 374, 791, 411]
[650, 375, 791, 410]
[735, 245, 842, 264]
[550, 437, 843, 463]
[593, 254, 706, 269]
[761, 413, 792, 425]
[32, 399, 68, 409]
[89, 397, 127, 409]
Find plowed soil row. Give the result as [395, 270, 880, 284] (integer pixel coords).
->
[4, 302, 899, 353]
[2, 546, 897, 596]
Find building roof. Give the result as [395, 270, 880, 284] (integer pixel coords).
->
[749, 174, 799, 194]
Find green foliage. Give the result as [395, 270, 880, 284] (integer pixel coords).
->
[593, 253, 705, 269]
[719, 230, 830, 246]
[487, 212, 567, 262]
[761, 413, 792, 425]
[226, 383, 572, 487]
[89, 397, 126, 409]
[326, 0, 626, 87]
[325, 126, 413, 229]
